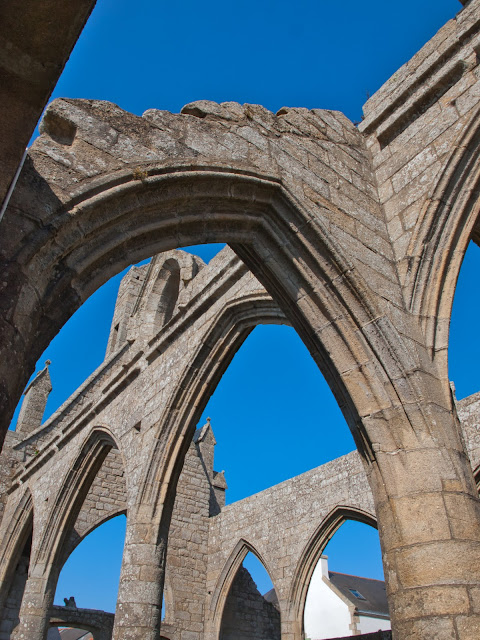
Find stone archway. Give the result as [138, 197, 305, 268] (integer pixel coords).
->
[1, 33, 480, 634]
[0, 489, 34, 636]
[286, 506, 377, 640]
[11, 427, 122, 640]
[207, 539, 280, 640]
[1, 97, 411, 452]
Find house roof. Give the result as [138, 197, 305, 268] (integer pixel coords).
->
[329, 572, 390, 618]
[262, 573, 389, 620]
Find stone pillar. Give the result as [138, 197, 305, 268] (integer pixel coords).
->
[113, 513, 165, 640]
[368, 410, 480, 639]
[280, 604, 303, 640]
[10, 570, 53, 640]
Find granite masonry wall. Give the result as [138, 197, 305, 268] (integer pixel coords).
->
[0, 244, 479, 640]
[1, 2, 480, 639]
[219, 567, 280, 640]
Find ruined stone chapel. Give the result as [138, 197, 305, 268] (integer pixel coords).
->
[1, 1, 480, 639]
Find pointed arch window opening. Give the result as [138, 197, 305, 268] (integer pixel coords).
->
[219, 550, 280, 640]
[303, 520, 389, 640]
[8, 244, 226, 432]
[448, 240, 480, 401]
[53, 514, 127, 613]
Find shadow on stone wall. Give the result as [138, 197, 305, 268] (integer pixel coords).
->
[219, 566, 280, 640]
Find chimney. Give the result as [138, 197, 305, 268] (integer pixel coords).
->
[320, 555, 329, 579]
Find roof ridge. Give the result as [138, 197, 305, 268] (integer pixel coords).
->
[329, 570, 385, 583]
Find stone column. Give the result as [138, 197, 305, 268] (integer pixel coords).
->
[113, 512, 166, 640]
[10, 570, 53, 640]
[280, 608, 302, 640]
[368, 407, 480, 639]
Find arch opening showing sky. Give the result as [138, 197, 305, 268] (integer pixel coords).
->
[54, 515, 127, 613]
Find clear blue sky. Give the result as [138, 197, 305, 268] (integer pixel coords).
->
[12, 0, 476, 614]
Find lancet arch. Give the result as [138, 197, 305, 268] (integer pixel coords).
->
[287, 505, 377, 637]
[0, 488, 34, 614]
[34, 426, 121, 571]
[207, 538, 279, 640]
[140, 292, 288, 513]
[407, 105, 480, 374]
[0, 98, 425, 467]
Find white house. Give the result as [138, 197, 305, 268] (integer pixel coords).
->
[304, 556, 391, 639]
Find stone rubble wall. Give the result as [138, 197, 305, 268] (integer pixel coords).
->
[219, 567, 280, 640]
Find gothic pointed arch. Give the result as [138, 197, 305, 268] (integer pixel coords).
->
[208, 538, 278, 640]
[288, 505, 377, 633]
[140, 290, 288, 514]
[33, 426, 122, 579]
[0, 98, 419, 468]
[0, 488, 34, 611]
[406, 105, 480, 372]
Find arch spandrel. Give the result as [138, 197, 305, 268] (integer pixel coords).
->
[60, 445, 127, 564]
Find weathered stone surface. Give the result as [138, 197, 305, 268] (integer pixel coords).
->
[0, 245, 479, 640]
[219, 567, 280, 640]
[1, 1, 480, 639]
[0, 0, 98, 204]
[49, 604, 114, 640]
